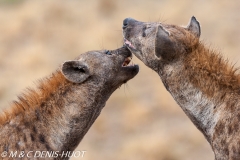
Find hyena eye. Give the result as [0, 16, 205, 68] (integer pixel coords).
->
[105, 50, 112, 55]
[143, 26, 152, 37]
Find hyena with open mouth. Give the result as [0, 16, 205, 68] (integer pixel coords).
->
[123, 17, 240, 160]
[0, 46, 138, 160]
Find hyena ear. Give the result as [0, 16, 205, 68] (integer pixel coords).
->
[61, 60, 90, 83]
[187, 16, 201, 37]
[155, 25, 175, 60]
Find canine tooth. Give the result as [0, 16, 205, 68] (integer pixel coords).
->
[123, 61, 127, 66]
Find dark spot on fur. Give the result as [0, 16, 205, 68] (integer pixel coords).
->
[24, 122, 30, 127]
[35, 109, 40, 121]
[232, 145, 237, 153]
[228, 102, 235, 112]
[73, 117, 81, 123]
[40, 102, 45, 108]
[47, 109, 52, 115]
[223, 147, 229, 156]
[142, 26, 147, 37]
[220, 138, 226, 145]
[4, 144, 8, 152]
[227, 125, 233, 135]
[39, 134, 45, 144]
[15, 143, 19, 150]
[220, 92, 226, 100]
[16, 127, 21, 132]
[45, 144, 51, 150]
[237, 114, 240, 121]
[33, 126, 37, 133]
[30, 134, 35, 141]
[24, 134, 27, 142]
[233, 121, 239, 132]
[214, 121, 224, 136]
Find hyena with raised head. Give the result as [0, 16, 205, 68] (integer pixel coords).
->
[123, 17, 240, 160]
[0, 46, 138, 160]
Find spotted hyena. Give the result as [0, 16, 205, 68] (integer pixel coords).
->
[0, 46, 138, 160]
[123, 16, 240, 160]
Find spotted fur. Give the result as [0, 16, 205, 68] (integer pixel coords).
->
[123, 17, 240, 159]
[0, 47, 139, 160]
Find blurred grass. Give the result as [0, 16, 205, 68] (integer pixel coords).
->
[1, 0, 240, 159]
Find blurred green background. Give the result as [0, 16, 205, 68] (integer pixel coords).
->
[1, 0, 240, 160]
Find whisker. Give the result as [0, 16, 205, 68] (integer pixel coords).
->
[123, 83, 132, 98]
[98, 37, 105, 50]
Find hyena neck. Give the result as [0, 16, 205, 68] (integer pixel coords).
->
[1, 71, 109, 152]
[48, 79, 109, 152]
[53, 79, 109, 152]
[157, 43, 239, 143]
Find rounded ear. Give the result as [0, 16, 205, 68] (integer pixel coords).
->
[61, 60, 90, 83]
[155, 25, 175, 60]
[187, 16, 201, 37]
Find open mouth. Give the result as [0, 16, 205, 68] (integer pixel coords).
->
[124, 38, 136, 50]
[122, 55, 135, 67]
[115, 46, 138, 71]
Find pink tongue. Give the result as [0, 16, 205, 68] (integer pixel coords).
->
[125, 40, 136, 49]
[125, 40, 131, 45]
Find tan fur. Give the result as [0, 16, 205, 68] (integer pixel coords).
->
[185, 43, 240, 97]
[0, 70, 68, 125]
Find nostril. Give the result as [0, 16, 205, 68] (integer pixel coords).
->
[122, 18, 130, 29]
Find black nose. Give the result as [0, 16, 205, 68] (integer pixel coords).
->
[122, 18, 131, 29]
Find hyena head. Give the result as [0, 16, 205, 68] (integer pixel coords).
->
[122, 16, 201, 71]
[61, 46, 139, 89]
